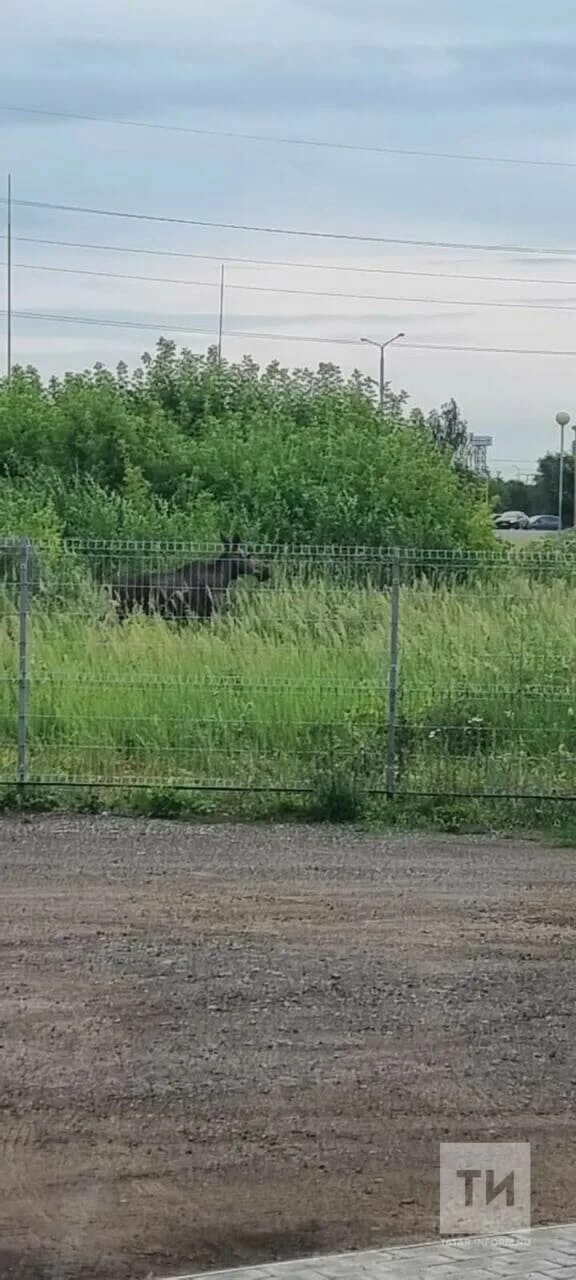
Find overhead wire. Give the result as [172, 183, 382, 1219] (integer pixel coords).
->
[9, 309, 576, 357]
[1, 102, 575, 171]
[8, 258, 576, 314]
[14, 235, 576, 289]
[4, 196, 576, 257]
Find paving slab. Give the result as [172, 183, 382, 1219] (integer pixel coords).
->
[159, 1224, 576, 1280]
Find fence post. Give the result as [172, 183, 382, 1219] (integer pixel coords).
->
[386, 546, 401, 799]
[17, 536, 30, 787]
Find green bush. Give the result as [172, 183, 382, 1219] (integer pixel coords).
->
[0, 343, 493, 552]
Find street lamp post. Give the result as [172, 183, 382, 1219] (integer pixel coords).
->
[361, 332, 405, 414]
[573, 424, 576, 530]
[556, 412, 571, 530]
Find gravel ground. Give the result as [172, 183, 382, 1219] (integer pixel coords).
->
[0, 816, 575, 1280]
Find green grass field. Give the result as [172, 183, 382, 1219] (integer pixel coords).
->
[0, 571, 574, 803]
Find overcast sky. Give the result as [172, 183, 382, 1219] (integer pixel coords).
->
[2, 0, 576, 472]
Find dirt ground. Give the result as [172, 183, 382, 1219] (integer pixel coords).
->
[1, 817, 575, 1280]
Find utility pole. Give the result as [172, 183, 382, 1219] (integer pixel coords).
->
[6, 173, 12, 384]
[217, 264, 225, 363]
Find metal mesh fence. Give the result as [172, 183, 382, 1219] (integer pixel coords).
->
[1, 536, 575, 800]
[395, 546, 576, 799]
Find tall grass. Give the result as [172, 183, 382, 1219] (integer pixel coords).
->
[0, 573, 575, 798]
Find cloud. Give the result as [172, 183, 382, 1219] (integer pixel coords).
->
[1, 0, 571, 51]
[3, 0, 576, 462]
[295, 0, 572, 40]
[510, 256, 576, 267]
[4, 39, 576, 118]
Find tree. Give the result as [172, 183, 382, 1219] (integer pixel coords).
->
[489, 476, 537, 517]
[533, 452, 574, 526]
[490, 453, 576, 526]
[0, 344, 493, 551]
[410, 398, 469, 458]
[429, 398, 470, 456]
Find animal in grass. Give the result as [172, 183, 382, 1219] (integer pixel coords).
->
[114, 536, 270, 621]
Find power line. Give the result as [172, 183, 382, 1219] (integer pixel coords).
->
[9, 308, 576, 357]
[2, 102, 575, 172]
[10, 309, 357, 345]
[9, 257, 576, 315]
[16, 235, 576, 289]
[5, 196, 576, 258]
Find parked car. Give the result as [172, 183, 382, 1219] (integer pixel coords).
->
[492, 510, 530, 530]
[527, 514, 560, 531]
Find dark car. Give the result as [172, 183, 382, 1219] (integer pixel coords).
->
[528, 514, 560, 531]
[492, 510, 530, 530]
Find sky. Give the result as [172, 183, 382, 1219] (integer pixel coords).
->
[2, 0, 576, 473]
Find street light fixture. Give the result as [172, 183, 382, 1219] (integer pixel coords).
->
[361, 332, 405, 414]
[556, 412, 571, 530]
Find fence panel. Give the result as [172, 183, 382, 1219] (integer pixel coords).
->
[22, 540, 393, 794]
[395, 547, 576, 800]
[0, 538, 24, 785]
[0, 536, 574, 802]
[17, 537, 30, 785]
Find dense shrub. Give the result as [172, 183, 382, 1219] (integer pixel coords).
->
[0, 342, 493, 551]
